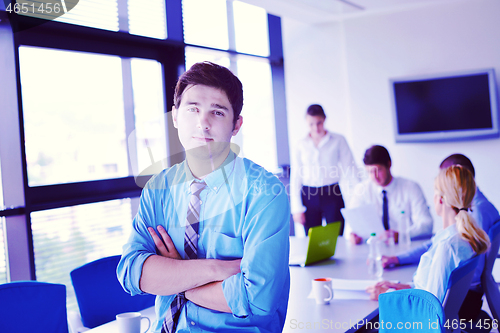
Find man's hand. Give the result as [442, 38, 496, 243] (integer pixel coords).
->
[293, 212, 306, 225]
[381, 255, 400, 269]
[350, 232, 363, 245]
[366, 281, 411, 300]
[147, 226, 182, 259]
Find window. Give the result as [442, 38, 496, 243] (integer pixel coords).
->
[236, 55, 277, 171]
[19, 47, 168, 186]
[128, 0, 167, 39]
[182, 0, 228, 49]
[233, 1, 269, 56]
[31, 199, 134, 311]
[130, 58, 168, 177]
[17, 0, 167, 38]
[19, 46, 129, 186]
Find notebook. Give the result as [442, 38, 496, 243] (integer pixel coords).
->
[289, 222, 341, 266]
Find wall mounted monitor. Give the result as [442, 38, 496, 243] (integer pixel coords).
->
[390, 68, 499, 143]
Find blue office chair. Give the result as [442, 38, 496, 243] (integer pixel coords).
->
[70, 255, 155, 329]
[379, 289, 445, 333]
[443, 255, 480, 333]
[0, 281, 69, 333]
[482, 220, 500, 322]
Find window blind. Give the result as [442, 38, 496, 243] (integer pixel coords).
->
[31, 199, 134, 311]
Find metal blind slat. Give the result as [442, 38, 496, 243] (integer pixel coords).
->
[32, 198, 133, 312]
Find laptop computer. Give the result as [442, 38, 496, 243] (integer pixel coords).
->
[289, 222, 341, 266]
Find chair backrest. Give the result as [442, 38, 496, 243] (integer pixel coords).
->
[481, 220, 500, 321]
[0, 281, 69, 333]
[379, 289, 445, 333]
[442, 254, 480, 330]
[71, 255, 156, 329]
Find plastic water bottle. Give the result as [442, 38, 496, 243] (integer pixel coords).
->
[367, 233, 383, 280]
[398, 211, 411, 249]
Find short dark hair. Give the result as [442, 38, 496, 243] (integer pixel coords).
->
[174, 62, 244, 125]
[363, 145, 391, 166]
[440, 153, 475, 177]
[306, 104, 326, 118]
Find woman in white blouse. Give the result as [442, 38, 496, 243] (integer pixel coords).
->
[367, 165, 490, 317]
[290, 104, 359, 236]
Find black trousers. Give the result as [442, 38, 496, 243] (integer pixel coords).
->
[301, 183, 345, 236]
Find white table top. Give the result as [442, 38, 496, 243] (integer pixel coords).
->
[87, 236, 426, 333]
[284, 236, 426, 333]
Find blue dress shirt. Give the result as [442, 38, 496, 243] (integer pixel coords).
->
[398, 188, 499, 290]
[413, 224, 475, 302]
[117, 152, 291, 333]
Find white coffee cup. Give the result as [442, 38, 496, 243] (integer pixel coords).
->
[312, 278, 334, 305]
[116, 312, 151, 333]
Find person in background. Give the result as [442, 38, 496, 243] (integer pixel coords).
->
[290, 104, 359, 236]
[348, 145, 433, 244]
[381, 153, 499, 318]
[117, 62, 290, 333]
[367, 165, 490, 322]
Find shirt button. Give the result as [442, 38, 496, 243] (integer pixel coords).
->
[213, 186, 217, 190]
[191, 321, 196, 326]
[199, 200, 203, 204]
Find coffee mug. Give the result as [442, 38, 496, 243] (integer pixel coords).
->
[312, 277, 334, 304]
[116, 312, 151, 333]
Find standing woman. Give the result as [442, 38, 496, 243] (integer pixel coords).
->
[290, 104, 359, 236]
[368, 165, 490, 320]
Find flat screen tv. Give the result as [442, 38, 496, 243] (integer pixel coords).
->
[390, 68, 499, 143]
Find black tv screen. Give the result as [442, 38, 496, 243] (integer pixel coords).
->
[390, 69, 499, 143]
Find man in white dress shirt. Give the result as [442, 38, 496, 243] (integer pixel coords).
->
[348, 145, 433, 244]
[290, 104, 360, 236]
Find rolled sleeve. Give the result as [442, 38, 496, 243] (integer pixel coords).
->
[117, 180, 162, 296]
[222, 179, 291, 318]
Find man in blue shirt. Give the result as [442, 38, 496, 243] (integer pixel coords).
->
[117, 62, 291, 333]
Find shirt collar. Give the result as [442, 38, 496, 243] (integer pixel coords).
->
[182, 150, 237, 194]
[433, 223, 458, 243]
[375, 176, 396, 193]
[306, 130, 331, 148]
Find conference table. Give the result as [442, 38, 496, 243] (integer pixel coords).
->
[87, 236, 426, 333]
[283, 236, 425, 333]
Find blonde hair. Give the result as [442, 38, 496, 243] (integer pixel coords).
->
[435, 165, 490, 254]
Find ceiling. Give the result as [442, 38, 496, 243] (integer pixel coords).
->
[239, 0, 463, 23]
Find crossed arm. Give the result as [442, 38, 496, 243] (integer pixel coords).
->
[139, 225, 241, 313]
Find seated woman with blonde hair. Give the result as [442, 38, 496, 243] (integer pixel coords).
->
[367, 165, 490, 316]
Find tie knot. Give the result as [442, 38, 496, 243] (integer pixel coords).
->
[190, 181, 206, 198]
[382, 189, 387, 196]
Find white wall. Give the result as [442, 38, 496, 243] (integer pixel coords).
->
[283, 0, 500, 231]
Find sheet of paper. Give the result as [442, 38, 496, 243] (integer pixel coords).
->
[307, 278, 377, 300]
[341, 204, 386, 239]
[330, 278, 379, 290]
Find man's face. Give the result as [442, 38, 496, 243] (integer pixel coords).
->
[366, 164, 392, 187]
[306, 115, 326, 140]
[173, 84, 242, 162]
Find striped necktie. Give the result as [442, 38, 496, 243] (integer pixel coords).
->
[161, 181, 206, 333]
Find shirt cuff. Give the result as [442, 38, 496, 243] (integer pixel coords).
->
[222, 273, 250, 318]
